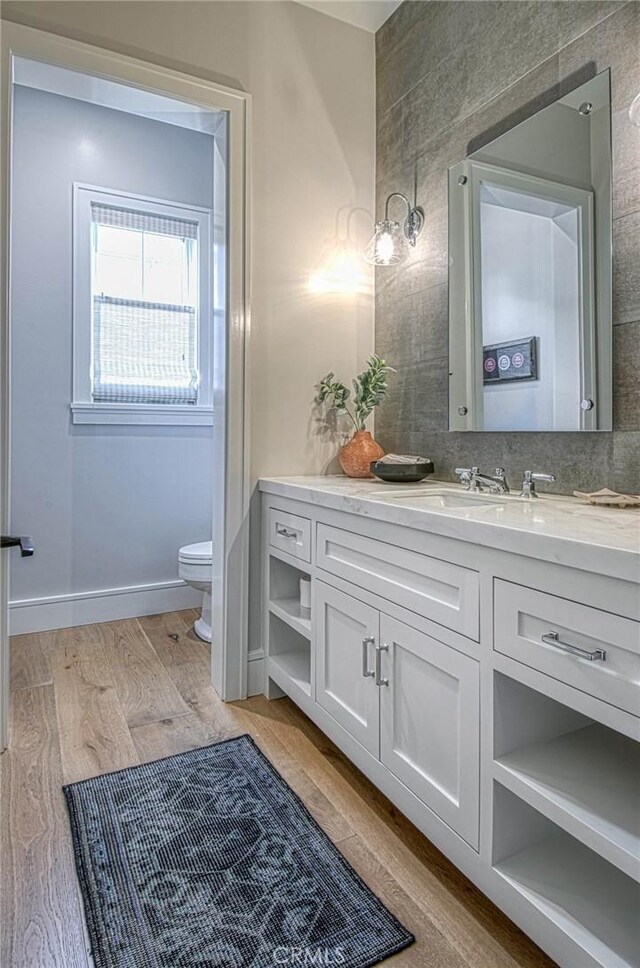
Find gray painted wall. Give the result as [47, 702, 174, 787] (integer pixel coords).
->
[375, 1, 639, 494]
[10, 85, 214, 602]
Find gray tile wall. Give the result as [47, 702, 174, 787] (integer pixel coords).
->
[375, 1, 640, 494]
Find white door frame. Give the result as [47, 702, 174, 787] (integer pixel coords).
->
[0, 22, 252, 749]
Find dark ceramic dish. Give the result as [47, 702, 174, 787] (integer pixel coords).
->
[370, 460, 435, 484]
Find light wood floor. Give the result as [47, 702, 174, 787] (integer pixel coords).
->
[1, 609, 555, 968]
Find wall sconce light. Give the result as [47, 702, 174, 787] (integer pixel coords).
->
[630, 92, 640, 126]
[363, 192, 424, 265]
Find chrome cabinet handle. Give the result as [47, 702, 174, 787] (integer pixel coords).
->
[362, 636, 375, 678]
[542, 630, 606, 662]
[276, 526, 298, 540]
[375, 641, 389, 686]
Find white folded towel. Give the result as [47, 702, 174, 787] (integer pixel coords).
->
[378, 453, 431, 464]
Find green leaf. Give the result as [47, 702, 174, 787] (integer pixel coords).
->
[350, 354, 395, 426]
[316, 355, 394, 431]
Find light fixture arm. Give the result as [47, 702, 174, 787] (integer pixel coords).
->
[383, 192, 411, 220]
[363, 189, 425, 265]
[382, 192, 424, 247]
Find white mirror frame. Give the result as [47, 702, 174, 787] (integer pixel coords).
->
[448, 71, 612, 434]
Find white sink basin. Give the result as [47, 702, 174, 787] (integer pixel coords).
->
[373, 488, 507, 509]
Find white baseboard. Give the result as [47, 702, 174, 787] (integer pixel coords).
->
[9, 579, 202, 635]
[247, 652, 264, 696]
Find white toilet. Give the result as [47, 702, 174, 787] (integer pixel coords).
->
[178, 541, 212, 642]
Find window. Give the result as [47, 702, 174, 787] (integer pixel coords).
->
[72, 186, 213, 424]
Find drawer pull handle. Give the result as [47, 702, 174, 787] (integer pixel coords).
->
[362, 636, 375, 678]
[375, 641, 389, 687]
[542, 630, 606, 662]
[276, 526, 299, 540]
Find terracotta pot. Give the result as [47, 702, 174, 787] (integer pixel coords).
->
[339, 430, 384, 478]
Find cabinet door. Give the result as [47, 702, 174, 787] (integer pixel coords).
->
[314, 581, 380, 757]
[379, 615, 480, 848]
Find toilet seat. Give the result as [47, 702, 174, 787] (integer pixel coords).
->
[179, 541, 212, 563]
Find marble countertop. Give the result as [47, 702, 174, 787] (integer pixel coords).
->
[259, 476, 640, 583]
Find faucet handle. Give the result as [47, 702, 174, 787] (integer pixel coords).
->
[527, 470, 556, 483]
[493, 467, 509, 493]
[454, 466, 475, 488]
[521, 469, 556, 499]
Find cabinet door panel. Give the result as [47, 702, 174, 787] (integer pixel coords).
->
[379, 615, 480, 848]
[315, 581, 380, 757]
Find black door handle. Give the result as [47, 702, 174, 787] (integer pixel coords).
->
[1, 535, 34, 557]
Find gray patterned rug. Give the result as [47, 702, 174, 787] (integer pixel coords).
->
[64, 734, 414, 968]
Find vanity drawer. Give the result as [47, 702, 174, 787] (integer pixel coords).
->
[316, 523, 479, 640]
[268, 507, 311, 562]
[494, 580, 640, 716]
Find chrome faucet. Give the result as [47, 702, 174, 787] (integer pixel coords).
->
[454, 466, 510, 494]
[520, 469, 556, 499]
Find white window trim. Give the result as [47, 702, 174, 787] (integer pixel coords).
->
[71, 183, 214, 425]
[70, 402, 215, 425]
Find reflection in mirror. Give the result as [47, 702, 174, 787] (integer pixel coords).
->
[477, 167, 594, 431]
[448, 71, 611, 432]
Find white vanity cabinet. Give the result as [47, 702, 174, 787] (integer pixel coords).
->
[259, 478, 640, 968]
[314, 581, 480, 847]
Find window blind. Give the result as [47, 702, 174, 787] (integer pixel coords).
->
[91, 203, 199, 240]
[93, 296, 198, 405]
[90, 201, 200, 406]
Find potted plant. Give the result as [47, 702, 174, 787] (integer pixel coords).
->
[316, 355, 394, 478]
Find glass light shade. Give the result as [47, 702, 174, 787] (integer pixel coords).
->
[363, 219, 409, 265]
[630, 92, 640, 126]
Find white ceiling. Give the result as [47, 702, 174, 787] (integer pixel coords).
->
[295, 0, 402, 33]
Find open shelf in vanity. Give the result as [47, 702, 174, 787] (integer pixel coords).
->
[265, 549, 312, 702]
[493, 783, 640, 968]
[492, 671, 640, 967]
[269, 598, 311, 639]
[268, 612, 311, 698]
[493, 672, 640, 880]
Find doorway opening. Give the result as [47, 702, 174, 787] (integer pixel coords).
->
[0, 25, 250, 748]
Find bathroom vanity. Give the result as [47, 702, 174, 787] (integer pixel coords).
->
[259, 476, 640, 968]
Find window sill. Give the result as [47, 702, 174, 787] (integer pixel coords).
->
[70, 403, 214, 426]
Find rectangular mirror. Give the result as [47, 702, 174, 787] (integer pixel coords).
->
[448, 71, 612, 431]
